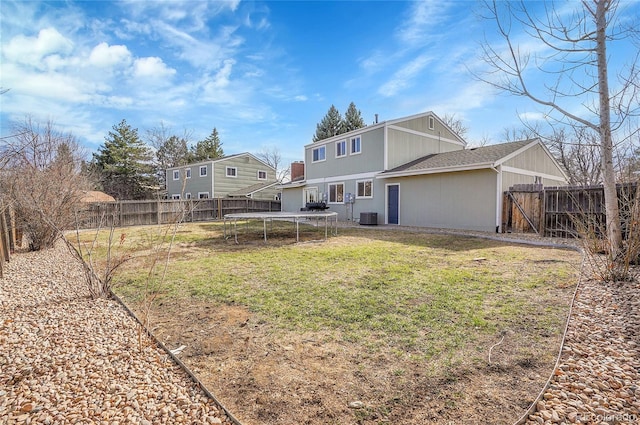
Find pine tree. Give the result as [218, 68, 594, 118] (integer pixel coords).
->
[91, 119, 156, 200]
[312, 105, 343, 142]
[157, 135, 190, 169]
[192, 127, 224, 161]
[343, 102, 365, 132]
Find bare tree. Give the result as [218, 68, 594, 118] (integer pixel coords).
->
[477, 0, 640, 258]
[0, 116, 92, 250]
[546, 126, 603, 186]
[257, 147, 290, 183]
[442, 113, 469, 140]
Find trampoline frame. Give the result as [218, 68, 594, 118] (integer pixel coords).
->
[223, 211, 339, 243]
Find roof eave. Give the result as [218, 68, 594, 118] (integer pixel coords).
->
[377, 162, 496, 179]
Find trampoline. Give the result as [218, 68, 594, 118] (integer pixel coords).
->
[223, 211, 339, 243]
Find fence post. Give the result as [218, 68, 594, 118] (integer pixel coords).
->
[157, 199, 161, 224]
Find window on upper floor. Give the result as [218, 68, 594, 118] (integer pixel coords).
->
[172, 170, 180, 180]
[258, 170, 267, 180]
[350, 136, 361, 155]
[328, 183, 344, 203]
[356, 179, 373, 198]
[428, 116, 435, 130]
[312, 146, 326, 162]
[186, 169, 191, 179]
[199, 166, 207, 177]
[226, 166, 237, 177]
[336, 140, 347, 158]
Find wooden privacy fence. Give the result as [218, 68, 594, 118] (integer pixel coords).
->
[503, 183, 639, 238]
[78, 198, 281, 228]
[0, 200, 19, 278]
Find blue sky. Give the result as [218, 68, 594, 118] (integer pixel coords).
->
[1, 0, 638, 166]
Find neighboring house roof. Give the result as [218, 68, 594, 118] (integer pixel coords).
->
[227, 181, 279, 197]
[81, 191, 116, 203]
[378, 139, 567, 179]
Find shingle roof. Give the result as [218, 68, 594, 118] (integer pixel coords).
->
[381, 139, 535, 176]
[227, 181, 278, 197]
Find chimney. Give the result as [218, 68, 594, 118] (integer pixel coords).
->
[291, 161, 305, 181]
[374, 113, 379, 124]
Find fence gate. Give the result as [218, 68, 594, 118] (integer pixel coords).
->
[502, 184, 544, 234]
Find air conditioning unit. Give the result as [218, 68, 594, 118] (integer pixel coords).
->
[359, 212, 378, 225]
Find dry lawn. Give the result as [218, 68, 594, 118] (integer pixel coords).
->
[107, 222, 581, 425]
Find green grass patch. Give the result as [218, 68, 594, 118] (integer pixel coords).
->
[102, 223, 579, 360]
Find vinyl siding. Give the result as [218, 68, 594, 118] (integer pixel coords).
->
[166, 155, 276, 199]
[280, 186, 304, 212]
[305, 127, 385, 180]
[386, 127, 463, 170]
[502, 171, 566, 191]
[502, 143, 565, 177]
[387, 170, 497, 232]
[166, 164, 212, 198]
[213, 156, 276, 198]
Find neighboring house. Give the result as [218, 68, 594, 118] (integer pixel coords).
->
[280, 111, 568, 232]
[166, 153, 279, 200]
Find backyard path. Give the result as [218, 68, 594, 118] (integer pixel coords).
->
[0, 243, 230, 424]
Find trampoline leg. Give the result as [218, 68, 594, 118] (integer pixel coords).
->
[263, 219, 267, 242]
[296, 219, 299, 242]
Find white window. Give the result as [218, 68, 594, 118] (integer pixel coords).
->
[304, 187, 318, 204]
[226, 166, 237, 177]
[198, 192, 209, 199]
[328, 183, 344, 204]
[199, 166, 207, 177]
[186, 169, 191, 179]
[356, 180, 373, 198]
[312, 146, 326, 162]
[336, 140, 347, 158]
[171, 194, 181, 199]
[428, 116, 435, 130]
[257, 170, 267, 180]
[172, 170, 180, 180]
[350, 136, 361, 155]
[185, 193, 192, 199]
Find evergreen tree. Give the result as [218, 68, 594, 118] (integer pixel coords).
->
[91, 119, 156, 200]
[343, 102, 365, 133]
[312, 105, 343, 142]
[157, 135, 190, 169]
[192, 127, 224, 161]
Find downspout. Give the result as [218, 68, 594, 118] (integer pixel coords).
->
[492, 165, 502, 233]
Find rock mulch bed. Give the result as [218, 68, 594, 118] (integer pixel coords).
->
[0, 244, 230, 424]
[525, 276, 640, 425]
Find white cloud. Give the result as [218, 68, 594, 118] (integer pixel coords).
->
[396, 1, 452, 46]
[3, 27, 73, 67]
[133, 56, 176, 79]
[378, 54, 433, 97]
[89, 42, 132, 68]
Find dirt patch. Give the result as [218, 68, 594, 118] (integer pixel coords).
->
[135, 297, 566, 425]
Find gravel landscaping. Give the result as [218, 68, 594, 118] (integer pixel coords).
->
[524, 274, 640, 425]
[0, 243, 230, 424]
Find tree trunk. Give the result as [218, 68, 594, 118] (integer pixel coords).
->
[596, 0, 623, 258]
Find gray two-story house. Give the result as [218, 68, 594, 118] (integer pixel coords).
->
[280, 111, 568, 232]
[166, 153, 278, 200]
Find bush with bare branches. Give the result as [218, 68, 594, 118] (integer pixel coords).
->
[0, 117, 92, 251]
